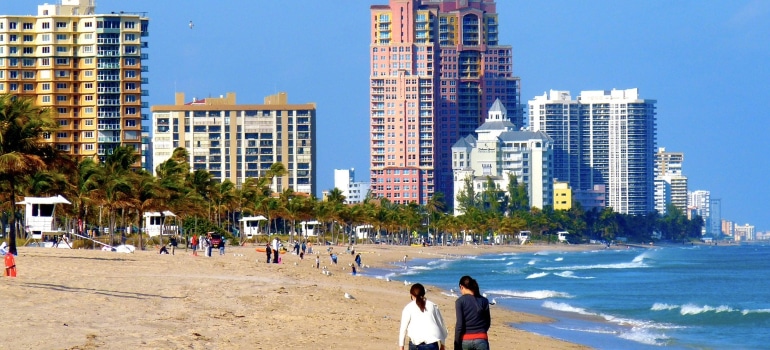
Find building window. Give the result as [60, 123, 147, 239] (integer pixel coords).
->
[42, 96, 51, 103]
[125, 22, 136, 29]
[56, 22, 67, 28]
[42, 83, 51, 91]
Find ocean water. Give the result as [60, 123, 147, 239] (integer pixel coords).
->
[367, 244, 770, 349]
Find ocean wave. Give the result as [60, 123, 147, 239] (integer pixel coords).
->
[554, 257, 564, 262]
[542, 301, 593, 315]
[527, 259, 538, 265]
[651, 303, 770, 316]
[489, 289, 572, 299]
[618, 327, 669, 346]
[539, 259, 647, 271]
[526, 272, 549, 279]
[554, 271, 594, 279]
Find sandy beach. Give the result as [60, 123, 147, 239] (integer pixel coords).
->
[0, 242, 593, 349]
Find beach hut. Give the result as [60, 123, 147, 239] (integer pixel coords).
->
[239, 215, 267, 237]
[143, 211, 178, 237]
[355, 224, 374, 240]
[17, 195, 71, 246]
[299, 220, 321, 238]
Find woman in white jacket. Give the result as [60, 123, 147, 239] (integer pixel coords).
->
[399, 283, 448, 350]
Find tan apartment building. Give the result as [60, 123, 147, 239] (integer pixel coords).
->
[150, 92, 316, 195]
[0, 0, 149, 162]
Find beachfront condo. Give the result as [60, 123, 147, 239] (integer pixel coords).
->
[0, 0, 149, 166]
[150, 92, 317, 195]
[529, 89, 657, 215]
[451, 99, 554, 215]
[369, 0, 522, 207]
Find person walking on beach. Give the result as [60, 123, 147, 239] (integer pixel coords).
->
[265, 243, 272, 263]
[315, 254, 320, 269]
[355, 253, 362, 268]
[191, 234, 198, 256]
[170, 235, 178, 255]
[454, 275, 491, 350]
[399, 283, 448, 350]
[219, 237, 226, 256]
[272, 237, 280, 264]
[205, 233, 214, 257]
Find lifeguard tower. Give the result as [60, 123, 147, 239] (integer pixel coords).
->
[299, 220, 321, 238]
[143, 211, 178, 237]
[17, 195, 71, 247]
[239, 215, 267, 238]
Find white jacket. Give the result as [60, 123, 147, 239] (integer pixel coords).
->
[399, 299, 448, 347]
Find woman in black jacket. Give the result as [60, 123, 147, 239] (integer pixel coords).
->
[454, 275, 491, 350]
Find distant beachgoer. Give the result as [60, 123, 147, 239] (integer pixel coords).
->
[4, 251, 17, 277]
[191, 234, 199, 256]
[351, 265, 357, 276]
[330, 253, 338, 265]
[219, 238, 225, 256]
[301, 241, 307, 256]
[454, 275, 491, 350]
[272, 238, 280, 264]
[265, 243, 272, 263]
[206, 233, 214, 257]
[315, 255, 320, 269]
[399, 283, 447, 350]
[294, 241, 300, 255]
[170, 236, 178, 255]
[159, 245, 169, 255]
[355, 253, 362, 268]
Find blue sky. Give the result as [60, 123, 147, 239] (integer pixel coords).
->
[6, 1, 769, 231]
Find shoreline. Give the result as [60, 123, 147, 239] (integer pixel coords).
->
[0, 243, 594, 349]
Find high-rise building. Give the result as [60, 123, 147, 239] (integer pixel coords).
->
[654, 147, 688, 214]
[369, 0, 521, 206]
[529, 88, 657, 215]
[451, 99, 553, 215]
[0, 0, 149, 162]
[150, 92, 316, 195]
[334, 168, 371, 204]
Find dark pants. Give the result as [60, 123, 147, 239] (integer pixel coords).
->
[409, 342, 439, 350]
[273, 250, 279, 263]
[266, 253, 271, 263]
[461, 340, 489, 350]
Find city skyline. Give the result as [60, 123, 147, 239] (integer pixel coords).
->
[4, 0, 769, 231]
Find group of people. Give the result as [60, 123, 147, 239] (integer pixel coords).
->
[399, 276, 491, 350]
[186, 233, 225, 257]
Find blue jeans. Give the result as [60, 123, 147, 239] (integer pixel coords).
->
[409, 341, 439, 350]
[462, 339, 489, 350]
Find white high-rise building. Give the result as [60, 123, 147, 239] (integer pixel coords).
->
[688, 190, 710, 219]
[529, 88, 657, 215]
[654, 147, 688, 214]
[452, 99, 553, 215]
[333, 168, 370, 204]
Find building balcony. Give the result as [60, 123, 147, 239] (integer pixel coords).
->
[98, 136, 121, 143]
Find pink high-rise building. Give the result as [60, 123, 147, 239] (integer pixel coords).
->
[370, 0, 521, 206]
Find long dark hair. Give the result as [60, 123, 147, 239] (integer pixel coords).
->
[459, 275, 481, 297]
[410, 283, 427, 312]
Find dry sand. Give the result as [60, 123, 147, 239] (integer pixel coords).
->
[0, 242, 593, 349]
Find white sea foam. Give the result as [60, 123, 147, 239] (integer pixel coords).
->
[554, 257, 564, 262]
[527, 259, 537, 265]
[554, 271, 594, 279]
[680, 303, 736, 315]
[542, 301, 593, 316]
[505, 261, 514, 266]
[742, 308, 770, 315]
[651, 303, 678, 311]
[489, 289, 572, 299]
[526, 272, 549, 279]
[618, 327, 668, 346]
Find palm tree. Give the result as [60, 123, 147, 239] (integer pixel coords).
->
[0, 95, 67, 255]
